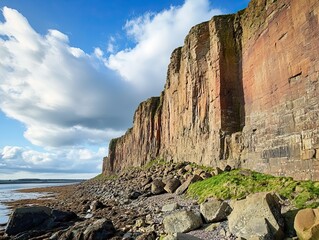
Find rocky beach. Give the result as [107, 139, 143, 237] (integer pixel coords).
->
[1, 161, 318, 239]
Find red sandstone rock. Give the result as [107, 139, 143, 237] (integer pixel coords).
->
[103, 0, 319, 180]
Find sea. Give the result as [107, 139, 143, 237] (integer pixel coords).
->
[0, 181, 81, 227]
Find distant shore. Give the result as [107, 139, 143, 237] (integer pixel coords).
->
[0, 179, 84, 184]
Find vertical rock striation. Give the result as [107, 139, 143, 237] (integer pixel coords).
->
[103, 0, 319, 180]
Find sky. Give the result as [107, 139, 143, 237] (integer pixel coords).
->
[0, 0, 250, 180]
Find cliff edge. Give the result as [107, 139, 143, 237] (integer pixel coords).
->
[103, 0, 319, 180]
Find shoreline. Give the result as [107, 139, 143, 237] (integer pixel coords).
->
[0, 163, 315, 239]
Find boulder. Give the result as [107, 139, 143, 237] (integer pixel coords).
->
[228, 192, 284, 240]
[294, 208, 319, 240]
[162, 203, 180, 212]
[163, 210, 203, 233]
[5, 206, 51, 235]
[83, 218, 115, 240]
[151, 179, 166, 195]
[5, 206, 78, 236]
[200, 200, 231, 223]
[164, 178, 181, 193]
[175, 175, 202, 195]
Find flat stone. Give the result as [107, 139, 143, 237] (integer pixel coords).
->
[162, 203, 180, 212]
[163, 210, 203, 234]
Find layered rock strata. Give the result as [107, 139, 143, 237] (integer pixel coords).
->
[103, 0, 319, 180]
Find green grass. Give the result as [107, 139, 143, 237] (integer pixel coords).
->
[93, 173, 118, 181]
[187, 169, 319, 209]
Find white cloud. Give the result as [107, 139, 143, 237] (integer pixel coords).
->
[0, 6, 134, 147]
[0, 1, 221, 177]
[106, 36, 116, 53]
[107, 0, 221, 95]
[0, 145, 107, 175]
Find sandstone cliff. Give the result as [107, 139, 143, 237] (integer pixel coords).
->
[103, 0, 319, 180]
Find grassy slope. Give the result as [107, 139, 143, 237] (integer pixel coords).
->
[187, 169, 319, 209]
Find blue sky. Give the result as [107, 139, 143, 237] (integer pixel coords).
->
[0, 0, 249, 179]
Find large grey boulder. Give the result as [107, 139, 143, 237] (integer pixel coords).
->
[162, 203, 180, 212]
[228, 192, 284, 240]
[83, 218, 115, 240]
[163, 210, 203, 234]
[175, 175, 202, 195]
[200, 199, 231, 223]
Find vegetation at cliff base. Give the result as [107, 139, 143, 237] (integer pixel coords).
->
[187, 169, 319, 209]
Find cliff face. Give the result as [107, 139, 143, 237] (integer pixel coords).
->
[103, 0, 319, 180]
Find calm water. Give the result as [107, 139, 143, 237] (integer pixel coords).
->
[0, 182, 77, 226]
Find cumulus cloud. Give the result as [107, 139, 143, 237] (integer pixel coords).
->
[107, 0, 221, 95]
[0, 145, 106, 174]
[0, 1, 221, 177]
[0, 1, 220, 148]
[0, 7, 133, 147]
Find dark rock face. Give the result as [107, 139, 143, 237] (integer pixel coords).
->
[5, 206, 51, 235]
[103, 0, 319, 181]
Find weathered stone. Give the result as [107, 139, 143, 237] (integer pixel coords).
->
[164, 178, 181, 193]
[6, 206, 51, 236]
[228, 192, 284, 240]
[162, 203, 180, 212]
[294, 208, 319, 240]
[163, 210, 203, 234]
[83, 218, 115, 240]
[175, 175, 202, 195]
[5, 206, 78, 237]
[103, 0, 319, 181]
[200, 200, 231, 223]
[151, 179, 166, 195]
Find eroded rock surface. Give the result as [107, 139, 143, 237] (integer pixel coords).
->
[228, 192, 284, 239]
[104, 0, 319, 180]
